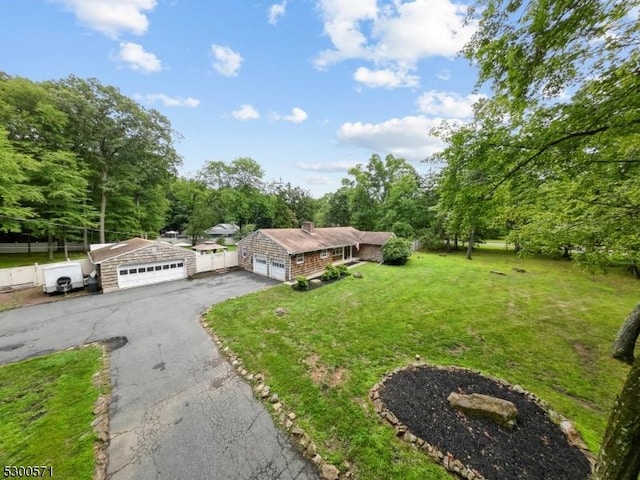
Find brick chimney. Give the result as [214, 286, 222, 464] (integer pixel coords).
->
[301, 221, 315, 234]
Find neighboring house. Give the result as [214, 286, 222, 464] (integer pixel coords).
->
[237, 222, 394, 281]
[88, 237, 196, 293]
[205, 223, 239, 239]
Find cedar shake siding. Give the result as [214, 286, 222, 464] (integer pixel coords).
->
[358, 244, 384, 263]
[237, 224, 394, 280]
[89, 238, 196, 293]
[238, 230, 290, 277]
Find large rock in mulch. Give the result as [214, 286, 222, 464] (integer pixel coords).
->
[447, 392, 518, 428]
[378, 366, 592, 480]
[310, 279, 323, 287]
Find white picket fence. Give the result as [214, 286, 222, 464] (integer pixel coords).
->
[195, 251, 239, 274]
[0, 242, 86, 253]
[0, 258, 94, 290]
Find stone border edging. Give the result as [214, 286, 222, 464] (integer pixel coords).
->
[200, 313, 350, 480]
[369, 362, 596, 480]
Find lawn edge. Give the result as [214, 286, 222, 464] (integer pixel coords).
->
[199, 311, 348, 480]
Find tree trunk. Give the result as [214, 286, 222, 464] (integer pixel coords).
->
[594, 303, 640, 480]
[454, 234, 459, 250]
[99, 168, 108, 244]
[63, 228, 68, 259]
[594, 360, 640, 480]
[446, 235, 451, 252]
[466, 227, 475, 260]
[47, 229, 54, 261]
[627, 263, 640, 280]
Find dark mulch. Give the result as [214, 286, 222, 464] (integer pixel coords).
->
[379, 366, 591, 480]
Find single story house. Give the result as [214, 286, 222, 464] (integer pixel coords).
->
[237, 222, 394, 281]
[88, 237, 196, 293]
[205, 223, 239, 239]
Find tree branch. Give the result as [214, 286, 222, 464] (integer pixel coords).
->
[483, 118, 640, 200]
[612, 303, 640, 365]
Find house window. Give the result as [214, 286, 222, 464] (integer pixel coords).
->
[177, 262, 184, 267]
[296, 253, 304, 264]
[128, 268, 137, 274]
[242, 247, 248, 258]
[170, 263, 177, 268]
[332, 247, 344, 258]
[119, 270, 128, 275]
[320, 249, 328, 259]
[155, 265, 162, 271]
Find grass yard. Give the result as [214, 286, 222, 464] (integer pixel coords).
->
[0, 347, 106, 479]
[206, 248, 636, 479]
[0, 252, 87, 269]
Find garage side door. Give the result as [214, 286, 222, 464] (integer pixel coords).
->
[253, 255, 268, 276]
[269, 258, 286, 281]
[118, 259, 186, 289]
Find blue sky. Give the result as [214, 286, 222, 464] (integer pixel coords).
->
[1, 0, 483, 197]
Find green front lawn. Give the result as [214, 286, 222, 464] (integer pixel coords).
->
[0, 347, 106, 479]
[206, 249, 635, 479]
[0, 252, 88, 269]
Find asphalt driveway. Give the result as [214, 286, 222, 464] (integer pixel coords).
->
[0, 271, 319, 480]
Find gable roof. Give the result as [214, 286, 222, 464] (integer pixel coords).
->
[252, 227, 393, 254]
[205, 223, 239, 235]
[88, 238, 189, 264]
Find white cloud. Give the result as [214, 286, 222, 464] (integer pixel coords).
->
[115, 42, 162, 73]
[141, 93, 200, 107]
[296, 161, 355, 172]
[268, 1, 287, 25]
[231, 104, 260, 120]
[337, 115, 447, 161]
[211, 44, 243, 77]
[302, 175, 335, 185]
[53, 0, 156, 38]
[314, 0, 476, 77]
[437, 69, 451, 80]
[417, 90, 485, 118]
[274, 107, 308, 123]
[353, 67, 419, 88]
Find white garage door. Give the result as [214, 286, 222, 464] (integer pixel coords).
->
[253, 255, 268, 276]
[118, 259, 186, 289]
[269, 258, 287, 281]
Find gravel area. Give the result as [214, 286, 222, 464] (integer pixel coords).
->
[379, 366, 592, 480]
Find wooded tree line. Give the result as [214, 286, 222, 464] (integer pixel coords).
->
[0, 73, 181, 252]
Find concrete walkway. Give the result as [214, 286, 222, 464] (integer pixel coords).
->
[0, 272, 318, 480]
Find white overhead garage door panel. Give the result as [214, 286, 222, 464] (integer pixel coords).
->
[269, 258, 286, 281]
[253, 255, 268, 276]
[118, 259, 186, 289]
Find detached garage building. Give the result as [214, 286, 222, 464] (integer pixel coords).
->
[89, 238, 196, 293]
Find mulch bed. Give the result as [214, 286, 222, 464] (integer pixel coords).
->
[378, 366, 592, 480]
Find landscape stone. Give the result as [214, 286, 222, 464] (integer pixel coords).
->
[353, 271, 363, 278]
[447, 392, 518, 428]
[320, 464, 340, 480]
[310, 279, 323, 287]
[274, 307, 288, 316]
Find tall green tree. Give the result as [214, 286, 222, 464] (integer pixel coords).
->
[462, 0, 640, 477]
[50, 76, 181, 242]
[0, 127, 41, 232]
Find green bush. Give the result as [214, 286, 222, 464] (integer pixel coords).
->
[321, 264, 341, 281]
[382, 237, 413, 265]
[295, 275, 309, 290]
[336, 264, 351, 277]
